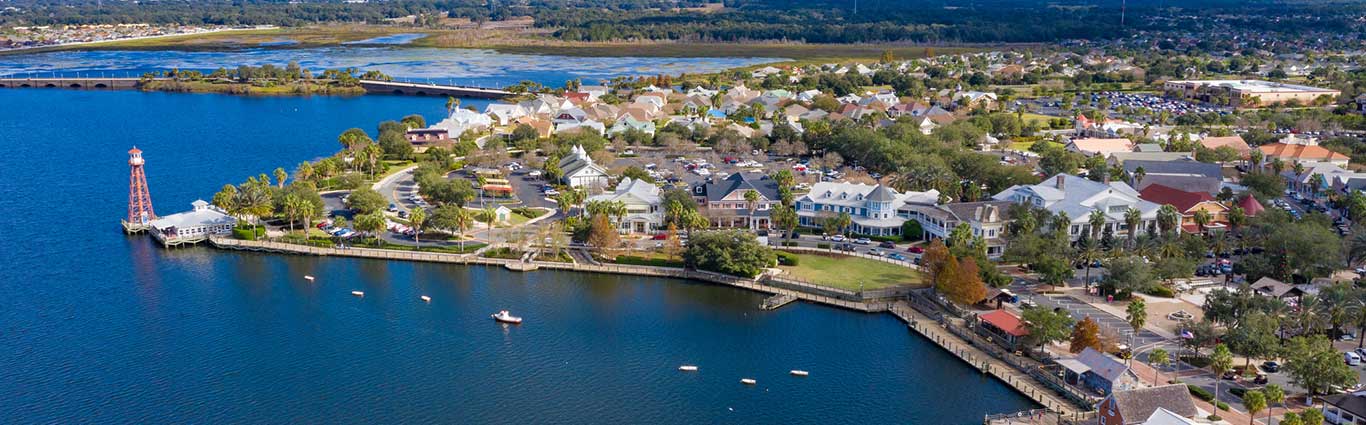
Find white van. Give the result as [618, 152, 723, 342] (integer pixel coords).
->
[1346, 351, 1362, 366]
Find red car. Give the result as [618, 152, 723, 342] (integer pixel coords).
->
[907, 246, 924, 254]
[652, 233, 668, 240]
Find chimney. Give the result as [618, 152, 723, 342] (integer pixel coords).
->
[1055, 175, 1065, 189]
[1103, 172, 1110, 184]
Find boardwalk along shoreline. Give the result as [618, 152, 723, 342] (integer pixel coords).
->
[208, 236, 1089, 415]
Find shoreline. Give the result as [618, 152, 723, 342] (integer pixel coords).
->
[0, 27, 274, 56]
[207, 236, 1087, 415]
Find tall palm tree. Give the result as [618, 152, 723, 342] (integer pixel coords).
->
[1088, 209, 1107, 240]
[744, 189, 760, 229]
[1193, 209, 1212, 235]
[1347, 231, 1366, 267]
[452, 207, 474, 250]
[1309, 173, 1326, 199]
[1124, 207, 1142, 250]
[364, 143, 383, 179]
[1132, 166, 1146, 187]
[1157, 205, 1180, 237]
[409, 208, 426, 244]
[445, 96, 459, 116]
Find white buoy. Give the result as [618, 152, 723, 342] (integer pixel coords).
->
[420, 295, 431, 302]
[351, 291, 364, 297]
[678, 365, 699, 372]
[304, 275, 315, 282]
[790, 370, 809, 376]
[740, 378, 756, 385]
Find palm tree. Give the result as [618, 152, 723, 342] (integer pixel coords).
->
[743, 189, 760, 229]
[1309, 173, 1326, 200]
[1156, 205, 1180, 237]
[364, 143, 383, 179]
[835, 211, 853, 236]
[1228, 206, 1247, 236]
[1087, 209, 1106, 241]
[1148, 348, 1170, 385]
[408, 208, 426, 244]
[445, 96, 459, 116]
[1270, 158, 1285, 175]
[1193, 209, 1212, 235]
[1347, 231, 1366, 267]
[452, 207, 474, 250]
[1132, 166, 1146, 187]
[354, 211, 387, 243]
[1124, 207, 1142, 250]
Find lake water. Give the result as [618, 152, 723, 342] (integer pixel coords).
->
[0, 89, 1037, 422]
[0, 47, 780, 88]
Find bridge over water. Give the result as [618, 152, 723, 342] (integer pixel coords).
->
[0, 77, 514, 99]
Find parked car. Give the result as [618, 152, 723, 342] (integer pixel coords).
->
[387, 203, 398, 212]
[867, 248, 882, 256]
[1349, 351, 1363, 366]
[829, 235, 847, 242]
[854, 238, 872, 245]
[887, 253, 908, 261]
[879, 241, 897, 249]
[1221, 370, 1239, 380]
[908, 246, 924, 254]
[1254, 374, 1268, 385]
[397, 210, 409, 219]
[1260, 361, 1280, 373]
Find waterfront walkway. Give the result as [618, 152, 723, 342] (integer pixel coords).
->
[889, 302, 1085, 417]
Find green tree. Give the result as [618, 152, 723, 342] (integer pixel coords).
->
[354, 211, 387, 242]
[1156, 204, 1181, 236]
[743, 189, 760, 228]
[338, 127, 370, 151]
[1301, 408, 1324, 425]
[587, 214, 619, 252]
[1210, 343, 1234, 406]
[771, 204, 798, 240]
[1226, 312, 1282, 371]
[408, 208, 426, 244]
[683, 230, 776, 278]
[346, 187, 387, 215]
[1264, 384, 1285, 425]
[1284, 335, 1357, 397]
[1126, 297, 1147, 333]
[1243, 390, 1266, 425]
[1022, 306, 1075, 354]
[1103, 256, 1155, 297]
[273, 167, 288, 188]
[1148, 348, 1170, 385]
[431, 205, 474, 250]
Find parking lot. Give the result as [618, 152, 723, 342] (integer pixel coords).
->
[1028, 294, 1167, 348]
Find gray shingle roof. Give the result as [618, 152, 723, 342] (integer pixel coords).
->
[1123, 159, 1222, 179]
[700, 173, 780, 202]
[1109, 384, 1199, 424]
[1324, 393, 1366, 418]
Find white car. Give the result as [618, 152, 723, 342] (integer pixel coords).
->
[544, 189, 560, 197]
[829, 235, 847, 242]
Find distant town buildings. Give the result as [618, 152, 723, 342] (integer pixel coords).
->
[1163, 79, 1340, 107]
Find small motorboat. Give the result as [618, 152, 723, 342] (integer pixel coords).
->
[790, 370, 809, 377]
[351, 291, 364, 297]
[420, 295, 431, 303]
[740, 378, 757, 385]
[304, 275, 315, 282]
[491, 310, 522, 324]
[678, 365, 699, 372]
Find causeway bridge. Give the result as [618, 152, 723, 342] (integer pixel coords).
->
[0, 77, 514, 99]
[0, 77, 144, 89]
[358, 80, 513, 99]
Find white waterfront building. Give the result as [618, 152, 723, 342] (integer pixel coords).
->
[150, 200, 236, 246]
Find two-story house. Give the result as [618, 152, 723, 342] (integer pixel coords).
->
[900, 200, 1014, 258]
[693, 173, 781, 229]
[586, 177, 662, 234]
[794, 182, 937, 237]
[992, 174, 1160, 241]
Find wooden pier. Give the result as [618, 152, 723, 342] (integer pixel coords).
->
[760, 294, 797, 310]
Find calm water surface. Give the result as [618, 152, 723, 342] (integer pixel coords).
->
[0, 47, 780, 87]
[0, 89, 1037, 423]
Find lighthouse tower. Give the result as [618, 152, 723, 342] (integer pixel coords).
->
[123, 146, 156, 233]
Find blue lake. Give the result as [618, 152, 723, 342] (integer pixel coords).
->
[0, 88, 1037, 422]
[0, 47, 780, 88]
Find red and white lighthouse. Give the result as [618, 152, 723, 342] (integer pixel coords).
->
[124, 146, 156, 231]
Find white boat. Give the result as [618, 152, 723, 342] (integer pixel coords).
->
[740, 378, 757, 385]
[304, 275, 315, 282]
[491, 310, 522, 324]
[790, 370, 809, 376]
[420, 295, 431, 302]
[678, 365, 699, 372]
[351, 291, 364, 297]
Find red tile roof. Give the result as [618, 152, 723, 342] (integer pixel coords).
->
[1238, 194, 1265, 217]
[1139, 183, 1216, 212]
[980, 310, 1028, 337]
[1258, 143, 1349, 162]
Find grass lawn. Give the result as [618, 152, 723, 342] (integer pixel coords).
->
[1020, 112, 1062, 125]
[777, 253, 925, 290]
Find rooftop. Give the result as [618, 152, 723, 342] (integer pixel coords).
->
[1168, 79, 1338, 94]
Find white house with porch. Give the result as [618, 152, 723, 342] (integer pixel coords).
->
[586, 177, 663, 234]
[557, 145, 609, 191]
[795, 182, 938, 237]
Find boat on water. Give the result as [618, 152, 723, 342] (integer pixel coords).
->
[740, 378, 757, 385]
[491, 310, 522, 324]
[678, 365, 699, 372]
[304, 275, 315, 282]
[351, 291, 364, 297]
[790, 370, 809, 376]
[420, 295, 431, 302]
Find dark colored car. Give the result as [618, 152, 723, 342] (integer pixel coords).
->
[1221, 370, 1239, 380]
[1261, 361, 1280, 373]
[879, 241, 896, 249]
